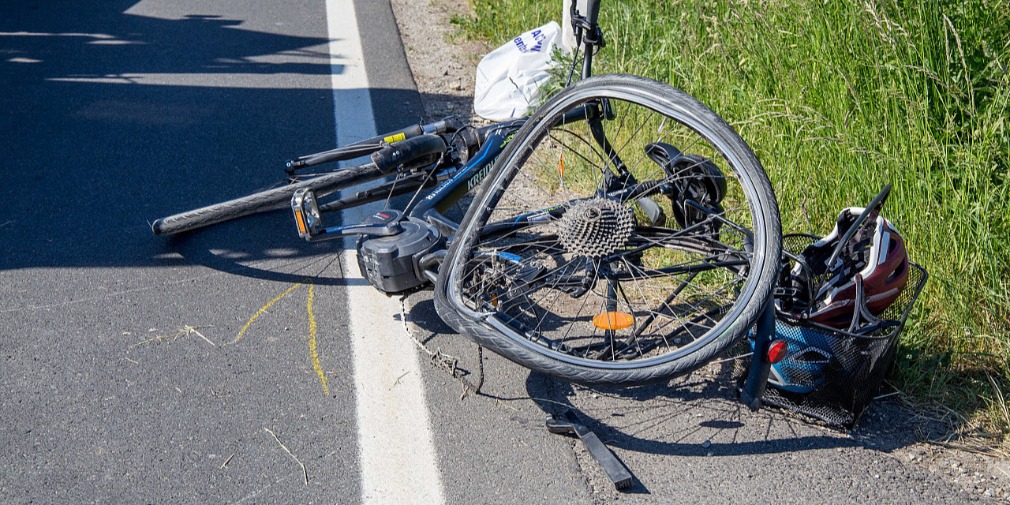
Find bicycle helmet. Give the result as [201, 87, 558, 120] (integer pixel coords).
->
[749, 321, 840, 394]
[789, 206, 909, 329]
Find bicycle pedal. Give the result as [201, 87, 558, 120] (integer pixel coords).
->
[291, 188, 323, 240]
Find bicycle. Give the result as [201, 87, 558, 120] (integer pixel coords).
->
[152, 0, 783, 393]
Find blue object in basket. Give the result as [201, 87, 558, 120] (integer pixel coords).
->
[750, 321, 840, 394]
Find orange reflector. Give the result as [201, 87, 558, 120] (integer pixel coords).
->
[557, 152, 565, 177]
[593, 311, 634, 330]
[767, 339, 788, 364]
[294, 210, 307, 234]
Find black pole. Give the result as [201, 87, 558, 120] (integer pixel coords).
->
[740, 300, 775, 411]
[580, 0, 602, 79]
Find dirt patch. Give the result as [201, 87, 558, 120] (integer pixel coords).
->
[856, 400, 1010, 501]
[390, 0, 483, 121]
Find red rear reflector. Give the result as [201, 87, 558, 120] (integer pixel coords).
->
[593, 312, 634, 330]
[767, 339, 788, 364]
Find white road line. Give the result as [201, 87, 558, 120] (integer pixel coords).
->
[324, 1, 446, 503]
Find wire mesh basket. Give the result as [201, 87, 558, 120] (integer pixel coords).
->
[757, 234, 928, 428]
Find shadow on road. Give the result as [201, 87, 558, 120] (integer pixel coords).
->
[404, 293, 927, 468]
[0, 1, 463, 286]
[524, 367, 865, 460]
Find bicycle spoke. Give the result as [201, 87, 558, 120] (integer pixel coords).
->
[444, 76, 780, 384]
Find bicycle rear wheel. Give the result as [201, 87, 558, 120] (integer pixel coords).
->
[435, 75, 781, 386]
[151, 162, 384, 236]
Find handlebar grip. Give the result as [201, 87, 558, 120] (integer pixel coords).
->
[371, 134, 447, 173]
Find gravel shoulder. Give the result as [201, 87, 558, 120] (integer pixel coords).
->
[386, 0, 1010, 501]
[390, 0, 480, 121]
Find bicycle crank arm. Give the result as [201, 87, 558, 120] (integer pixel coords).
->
[546, 410, 634, 490]
[291, 188, 403, 241]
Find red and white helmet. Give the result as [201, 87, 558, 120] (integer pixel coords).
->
[790, 206, 910, 329]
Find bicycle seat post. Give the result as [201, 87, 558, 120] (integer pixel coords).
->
[571, 0, 604, 79]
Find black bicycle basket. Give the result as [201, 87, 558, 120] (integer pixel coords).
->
[756, 233, 928, 428]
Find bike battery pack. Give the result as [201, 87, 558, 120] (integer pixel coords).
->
[356, 217, 442, 293]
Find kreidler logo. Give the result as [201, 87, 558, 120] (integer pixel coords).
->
[467, 163, 494, 191]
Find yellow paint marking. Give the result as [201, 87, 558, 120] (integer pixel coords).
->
[228, 281, 304, 345]
[306, 282, 330, 396]
[230, 280, 332, 396]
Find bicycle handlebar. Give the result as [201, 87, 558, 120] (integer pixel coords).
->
[371, 134, 447, 173]
[286, 105, 598, 185]
[287, 116, 469, 172]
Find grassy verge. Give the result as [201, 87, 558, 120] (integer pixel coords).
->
[455, 0, 1010, 447]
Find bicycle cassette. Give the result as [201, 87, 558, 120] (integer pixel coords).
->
[558, 198, 635, 257]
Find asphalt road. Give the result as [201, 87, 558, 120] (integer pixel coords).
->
[0, 1, 995, 503]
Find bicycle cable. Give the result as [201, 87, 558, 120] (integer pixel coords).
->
[398, 125, 473, 216]
[565, 43, 582, 87]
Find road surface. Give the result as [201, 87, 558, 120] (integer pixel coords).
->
[0, 1, 992, 503]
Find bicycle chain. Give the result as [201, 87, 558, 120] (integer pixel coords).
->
[398, 294, 484, 399]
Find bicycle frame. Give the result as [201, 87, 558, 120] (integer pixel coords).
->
[295, 93, 611, 241]
[291, 119, 524, 240]
[573, 0, 604, 80]
[288, 0, 779, 402]
[404, 122, 524, 225]
[290, 0, 611, 229]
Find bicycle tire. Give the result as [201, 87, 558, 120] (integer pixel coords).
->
[151, 162, 384, 236]
[435, 74, 781, 386]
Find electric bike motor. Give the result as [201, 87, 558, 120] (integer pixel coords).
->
[356, 214, 443, 293]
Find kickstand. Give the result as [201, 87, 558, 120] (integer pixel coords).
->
[547, 409, 634, 490]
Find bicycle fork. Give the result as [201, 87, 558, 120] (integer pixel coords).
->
[740, 300, 780, 411]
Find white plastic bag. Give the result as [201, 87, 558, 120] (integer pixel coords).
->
[474, 21, 562, 122]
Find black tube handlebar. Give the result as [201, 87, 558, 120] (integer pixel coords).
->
[370, 134, 447, 173]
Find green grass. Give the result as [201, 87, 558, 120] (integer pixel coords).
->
[455, 0, 1010, 446]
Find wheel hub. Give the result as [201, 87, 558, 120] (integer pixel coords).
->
[558, 198, 635, 257]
